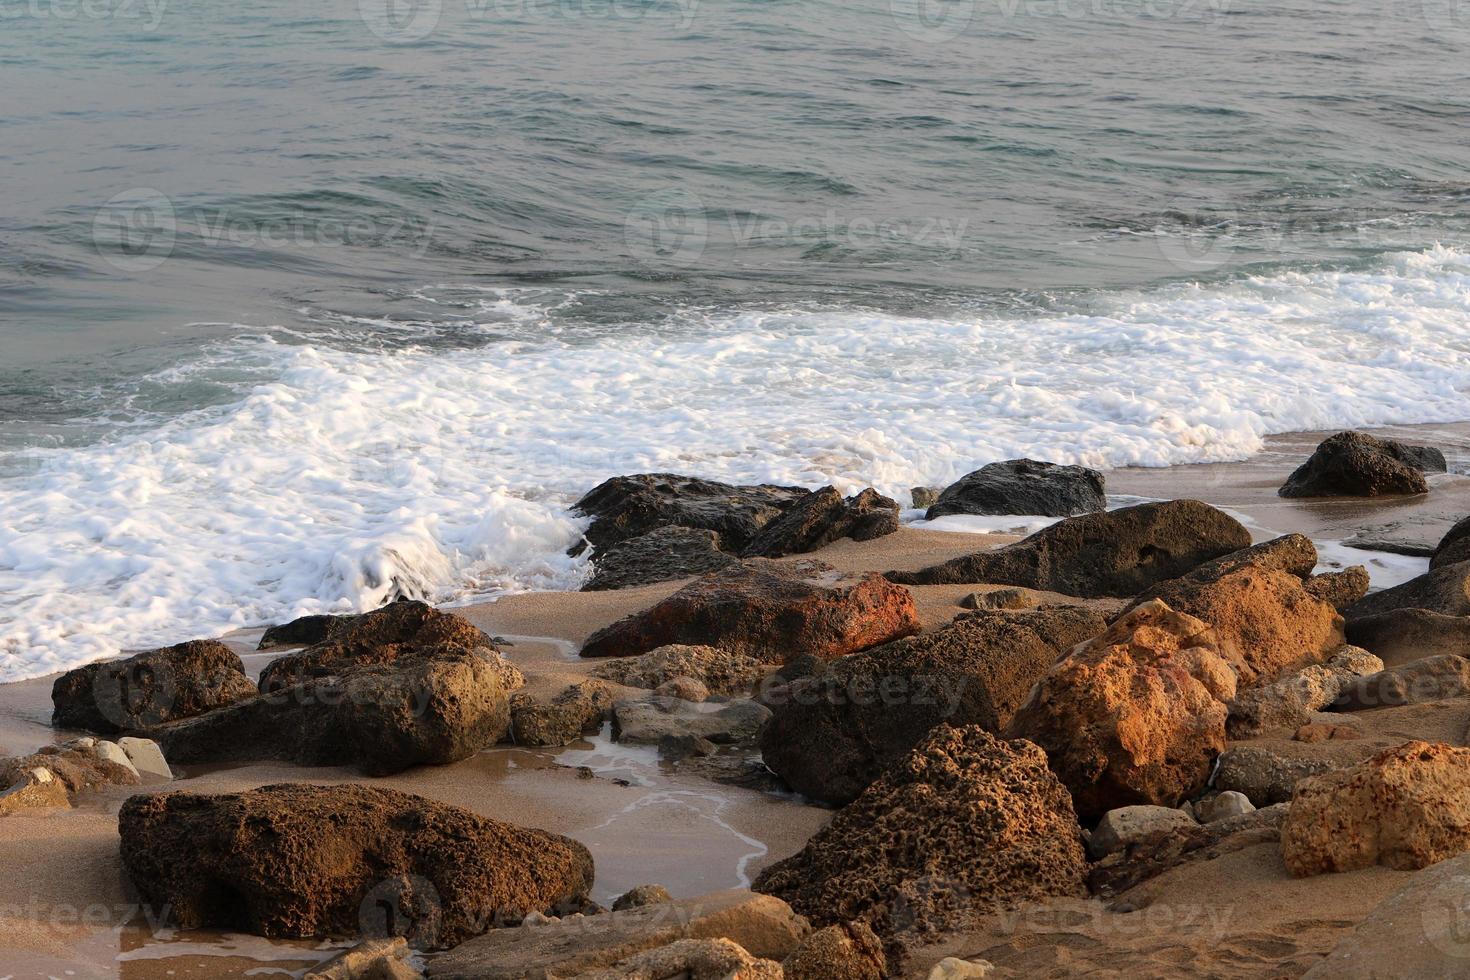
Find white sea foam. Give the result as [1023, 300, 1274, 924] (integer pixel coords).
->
[3, 246, 1470, 680]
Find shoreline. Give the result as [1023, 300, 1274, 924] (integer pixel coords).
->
[3, 422, 1470, 977]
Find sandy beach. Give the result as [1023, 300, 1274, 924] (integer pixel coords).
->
[4, 422, 1470, 978]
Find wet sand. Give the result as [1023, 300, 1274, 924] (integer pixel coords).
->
[3, 421, 1470, 977]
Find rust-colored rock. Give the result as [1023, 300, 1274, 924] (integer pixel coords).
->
[888, 500, 1250, 597]
[118, 783, 593, 949]
[1004, 600, 1236, 820]
[760, 606, 1106, 806]
[579, 560, 920, 663]
[1281, 741, 1470, 876]
[51, 639, 258, 734]
[753, 725, 1087, 966]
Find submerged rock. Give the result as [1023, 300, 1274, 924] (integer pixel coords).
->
[759, 606, 1106, 806]
[51, 639, 258, 735]
[582, 526, 739, 591]
[571, 473, 807, 555]
[888, 500, 1250, 597]
[741, 486, 900, 558]
[118, 783, 593, 949]
[1278, 430, 1439, 498]
[579, 560, 920, 663]
[925, 459, 1106, 519]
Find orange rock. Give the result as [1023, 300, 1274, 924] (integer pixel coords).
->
[1281, 741, 1470, 876]
[1005, 600, 1235, 820]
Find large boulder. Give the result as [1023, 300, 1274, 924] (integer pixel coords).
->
[925, 459, 1106, 519]
[1125, 535, 1346, 685]
[51, 640, 258, 735]
[579, 560, 920, 663]
[1347, 607, 1470, 666]
[1226, 646, 1383, 737]
[741, 487, 899, 558]
[1431, 514, 1470, 569]
[426, 889, 809, 978]
[590, 644, 769, 697]
[151, 648, 511, 776]
[1005, 600, 1237, 820]
[119, 783, 593, 948]
[582, 527, 739, 591]
[1332, 655, 1470, 711]
[1278, 430, 1440, 498]
[759, 606, 1106, 806]
[753, 726, 1087, 965]
[1346, 561, 1470, 621]
[571, 474, 808, 556]
[887, 500, 1250, 596]
[1281, 741, 1470, 876]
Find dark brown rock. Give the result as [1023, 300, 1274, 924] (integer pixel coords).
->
[753, 725, 1087, 967]
[1088, 804, 1289, 896]
[759, 607, 1106, 806]
[1278, 431, 1437, 498]
[118, 783, 593, 949]
[579, 560, 920, 663]
[582, 526, 739, 591]
[1346, 562, 1470, 621]
[887, 499, 1250, 597]
[571, 474, 808, 556]
[741, 487, 899, 559]
[51, 640, 258, 735]
[1346, 607, 1470, 666]
[1213, 746, 1341, 806]
[926, 458, 1106, 519]
[259, 614, 352, 649]
[1432, 514, 1470, 569]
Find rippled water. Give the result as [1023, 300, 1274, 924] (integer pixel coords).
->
[2, 0, 1469, 676]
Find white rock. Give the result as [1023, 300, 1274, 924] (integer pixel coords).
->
[928, 957, 994, 979]
[1089, 805, 1198, 857]
[1199, 790, 1255, 823]
[118, 737, 172, 780]
[90, 740, 140, 779]
[28, 767, 54, 784]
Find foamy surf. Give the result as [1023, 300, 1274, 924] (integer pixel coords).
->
[3, 246, 1469, 680]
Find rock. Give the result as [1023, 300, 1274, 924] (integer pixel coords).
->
[927, 959, 994, 979]
[1346, 607, 1470, 666]
[0, 767, 71, 816]
[1347, 561, 1470, 621]
[590, 644, 770, 698]
[1282, 740, 1470, 875]
[1432, 513, 1470, 569]
[760, 606, 1106, 806]
[579, 560, 920, 663]
[1226, 646, 1383, 737]
[1333, 654, 1470, 711]
[152, 649, 511, 776]
[1302, 852, 1470, 979]
[782, 921, 886, 979]
[574, 938, 784, 980]
[958, 587, 1038, 611]
[1213, 746, 1341, 806]
[611, 885, 672, 912]
[51, 639, 258, 735]
[910, 487, 941, 510]
[741, 487, 900, 558]
[657, 733, 718, 761]
[1294, 721, 1361, 742]
[925, 459, 1106, 519]
[1088, 805, 1197, 858]
[257, 601, 509, 693]
[1198, 790, 1254, 823]
[259, 614, 352, 649]
[425, 889, 809, 978]
[582, 526, 740, 591]
[654, 677, 709, 702]
[117, 737, 172, 780]
[888, 500, 1250, 596]
[1, 742, 139, 803]
[1342, 519, 1442, 557]
[1125, 535, 1346, 686]
[1304, 566, 1371, 611]
[753, 726, 1087, 966]
[571, 474, 808, 556]
[92, 740, 140, 780]
[305, 937, 421, 980]
[613, 696, 769, 745]
[509, 681, 613, 747]
[1088, 803, 1289, 896]
[1278, 430, 1438, 498]
[119, 783, 593, 949]
[1005, 600, 1236, 820]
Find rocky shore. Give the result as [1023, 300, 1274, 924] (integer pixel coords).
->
[6, 422, 1470, 977]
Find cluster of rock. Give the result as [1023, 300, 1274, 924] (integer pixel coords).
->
[1, 735, 170, 816]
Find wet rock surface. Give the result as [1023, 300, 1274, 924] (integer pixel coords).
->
[1278, 430, 1441, 498]
[741, 486, 900, 558]
[51, 639, 258, 734]
[571, 473, 808, 556]
[582, 526, 739, 591]
[925, 459, 1106, 519]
